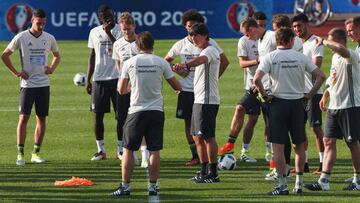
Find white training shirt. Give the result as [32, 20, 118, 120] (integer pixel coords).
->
[237, 36, 259, 90]
[258, 48, 317, 100]
[112, 37, 139, 70]
[258, 30, 304, 90]
[166, 37, 223, 92]
[258, 30, 276, 90]
[293, 36, 303, 52]
[193, 46, 221, 105]
[258, 30, 277, 61]
[121, 53, 174, 114]
[6, 30, 58, 88]
[327, 49, 360, 109]
[88, 24, 122, 81]
[302, 35, 324, 94]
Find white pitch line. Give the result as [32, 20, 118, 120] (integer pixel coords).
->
[0, 105, 236, 112]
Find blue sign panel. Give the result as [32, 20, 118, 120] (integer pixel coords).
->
[0, 0, 273, 40]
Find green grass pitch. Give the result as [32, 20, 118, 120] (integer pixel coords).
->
[0, 39, 359, 202]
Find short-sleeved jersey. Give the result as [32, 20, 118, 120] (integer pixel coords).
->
[302, 34, 324, 94]
[121, 53, 174, 114]
[258, 30, 277, 61]
[166, 37, 223, 92]
[88, 24, 122, 81]
[258, 30, 276, 90]
[6, 30, 58, 88]
[258, 30, 304, 90]
[194, 46, 220, 104]
[112, 37, 139, 70]
[258, 48, 317, 100]
[293, 36, 303, 52]
[328, 49, 360, 109]
[237, 36, 259, 90]
[258, 31, 303, 57]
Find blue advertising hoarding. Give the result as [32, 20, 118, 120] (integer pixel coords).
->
[0, 0, 273, 40]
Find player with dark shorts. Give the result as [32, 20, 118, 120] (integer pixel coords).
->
[86, 5, 123, 161]
[304, 94, 322, 127]
[239, 90, 266, 115]
[292, 13, 325, 174]
[1, 8, 60, 166]
[124, 111, 164, 151]
[112, 12, 145, 165]
[305, 28, 360, 191]
[111, 31, 181, 197]
[20, 87, 50, 116]
[176, 91, 194, 120]
[191, 104, 219, 138]
[173, 23, 222, 183]
[91, 79, 118, 113]
[254, 27, 325, 195]
[165, 9, 229, 166]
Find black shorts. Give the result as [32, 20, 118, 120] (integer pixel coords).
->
[324, 107, 360, 142]
[238, 90, 262, 115]
[123, 110, 164, 151]
[268, 98, 306, 145]
[191, 104, 219, 138]
[176, 91, 194, 120]
[90, 79, 118, 113]
[116, 92, 130, 121]
[19, 86, 49, 117]
[304, 94, 323, 127]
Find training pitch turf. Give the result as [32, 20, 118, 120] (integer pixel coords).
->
[0, 40, 359, 202]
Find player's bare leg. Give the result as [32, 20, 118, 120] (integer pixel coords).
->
[16, 114, 30, 166]
[218, 104, 246, 155]
[185, 119, 198, 166]
[122, 148, 135, 182]
[148, 150, 160, 181]
[34, 116, 46, 145]
[91, 112, 106, 160]
[192, 136, 209, 180]
[17, 115, 30, 145]
[30, 116, 46, 163]
[293, 142, 306, 192]
[240, 115, 258, 162]
[312, 126, 325, 174]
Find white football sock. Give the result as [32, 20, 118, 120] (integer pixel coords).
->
[141, 145, 149, 161]
[117, 140, 123, 153]
[96, 140, 105, 153]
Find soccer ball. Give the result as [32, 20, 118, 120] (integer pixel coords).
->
[218, 154, 237, 170]
[73, 72, 86, 86]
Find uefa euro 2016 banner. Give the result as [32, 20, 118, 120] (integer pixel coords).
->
[0, 0, 273, 40]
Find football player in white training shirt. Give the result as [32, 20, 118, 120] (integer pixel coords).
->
[111, 31, 181, 197]
[345, 16, 360, 54]
[254, 27, 325, 195]
[1, 9, 60, 166]
[112, 12, 149, 167]
[87, 5, 122, 161]
[344, 16, 360, 183]
[292, 13, 326, 175]
[173, 23, 221, 183]
[267, 14, 305, 177]
[218, 13, 272, 164]
[305, 28, 360, 192]
[165, 9, 229, 166]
